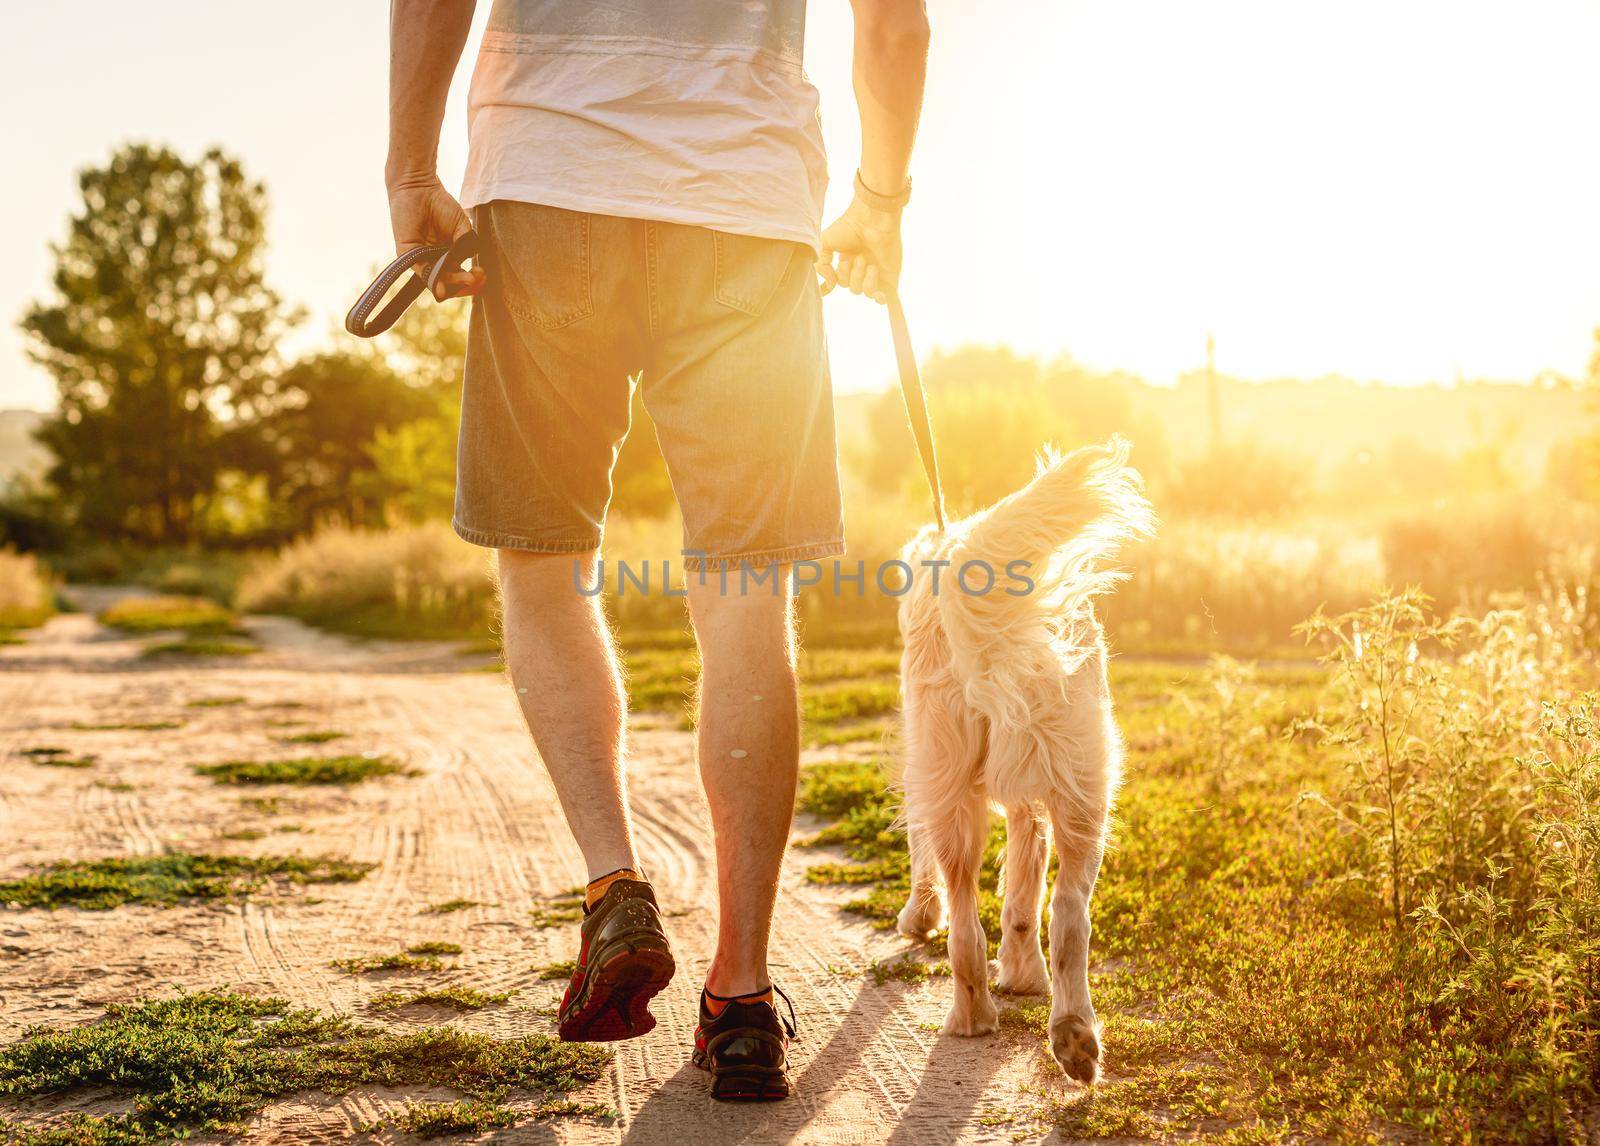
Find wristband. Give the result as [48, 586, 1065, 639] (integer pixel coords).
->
[854, 170, 912, 212]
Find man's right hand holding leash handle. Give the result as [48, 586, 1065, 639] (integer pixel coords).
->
[817, 0, 930, 305]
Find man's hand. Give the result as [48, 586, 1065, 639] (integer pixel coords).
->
[387, 175, 485, 300]
[817, 193, 903, 305]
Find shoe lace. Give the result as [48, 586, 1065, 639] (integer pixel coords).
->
[772, 983, 798, 1040]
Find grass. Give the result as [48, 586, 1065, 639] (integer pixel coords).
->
[530, 894, 584, 929]
[335, 942, 463, 973]
[870, 954, 951, 986]
[793, 594, 1600, 1142]
[195, 754, 408, 786]
[0, 989, 610, 1143]
[395, 1099, 517, 1137]
[274, 729, 345, 744]
[423, 898, 494, 914]
[0, 852, 373, 910]
[334, 952, 446, 975]
[238, 795, 283, 814]
[538, 959, 576, 981]
[141, 637, 258, 657]
[410, 940, 464, 956]
[370, 986, 513, 1012]
[19, 746, 96, 768]
[70, 720, 183, 731]
[187, 696, 245, 708]
[97, 594, 239, 635]
[0, 549, 55, 632]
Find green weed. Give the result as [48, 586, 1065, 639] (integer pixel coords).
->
[70, 720, 183, 731]
[423, 898, 494, 914]
[409, 941, 463, 956]
[0, 852, 372, 910]
[274, 730, 345, 744]
[0, 990, 609, 1142]
[395, 1099, 517, 1137]
[98, 595, 238, 635]
[196, 754, 407, 786]
[370, 986, 513, 1012]
[538, 959, 576, 981]
[333, 952, 445, 975]
[141, 637, 258, 657]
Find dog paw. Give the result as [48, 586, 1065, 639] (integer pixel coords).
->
[943, 992, 999, 1037]
[896, 897, 945, 941]
[1050, 1014, 1101, 1084]
[994, 961, 1049, 996]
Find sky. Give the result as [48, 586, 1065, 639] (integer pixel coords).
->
[3, 0, 1599, 413]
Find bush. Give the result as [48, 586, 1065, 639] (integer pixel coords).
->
[236, 521, 495, 639]
[98, 595, 238, 634]
[0, 548, 55, 630]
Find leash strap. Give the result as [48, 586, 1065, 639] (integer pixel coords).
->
[345, 230, 479, 338]
[887, 293, 946, 530]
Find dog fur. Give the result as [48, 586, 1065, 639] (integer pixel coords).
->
[893, 437, 1156, 1083]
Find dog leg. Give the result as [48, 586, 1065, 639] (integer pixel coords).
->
[896, 818, 946, 940]
[995, 803, 1050, 995]
[933, 792, 998, 1037]
[1045, 799, 1106, 1083]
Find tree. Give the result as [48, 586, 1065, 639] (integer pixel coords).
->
[22, 144, 285, 543]
[258, 350, 435, 533]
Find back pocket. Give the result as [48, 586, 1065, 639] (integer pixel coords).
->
[491, 203, 594, 330]
[712, 231, 800, 317]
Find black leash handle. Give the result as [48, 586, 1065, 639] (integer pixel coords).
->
[345, 230, 480, 338]
[887, 293, 946, 530]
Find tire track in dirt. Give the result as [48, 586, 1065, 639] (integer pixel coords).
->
[0, 606, 1072, 1143]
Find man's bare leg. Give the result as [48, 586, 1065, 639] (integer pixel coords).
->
[688, 567, 801, 997]
[498, 550, 637, 881]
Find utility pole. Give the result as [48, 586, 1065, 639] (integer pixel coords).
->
[1206, 331, 1221, 456]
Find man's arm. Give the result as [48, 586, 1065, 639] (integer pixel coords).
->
[817, 0, 930, 304]
[386, 0, 484, 298]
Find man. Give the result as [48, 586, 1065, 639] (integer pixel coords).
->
[386, 0, 928, 1102]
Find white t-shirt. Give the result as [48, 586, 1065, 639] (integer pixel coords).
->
[460, 0, 828, 252]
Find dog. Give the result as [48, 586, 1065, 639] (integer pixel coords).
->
[893, 437, 1155, 1083]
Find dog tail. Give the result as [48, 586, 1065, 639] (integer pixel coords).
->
[941, 436, 1156, 653]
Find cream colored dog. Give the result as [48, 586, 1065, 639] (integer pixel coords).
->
[894, 437, 1155, 1083]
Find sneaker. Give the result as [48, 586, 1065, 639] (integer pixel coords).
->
[691, 984, 798, 1101]
[556, 878, 675, 1042]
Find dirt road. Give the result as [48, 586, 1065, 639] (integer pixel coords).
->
[0, 596, 1067, 1143]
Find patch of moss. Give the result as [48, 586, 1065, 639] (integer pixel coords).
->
[141, 638, 258, 658]
[538, 959, 576, 982]
[196, 755, 408, 786]
[70, 720, 183, 731]
[0, 852, 373, 910]
[0, 990, 609, 1143]
[31, 755, 96, 769]
[274, 730, 345, 745]
[530, 904, 583, 928]
[870, 955, 951, 986]
[409, 941, 463, 956]
[333, 952, 445, 975]
[395, 1098, 517, 1137]
[98, 595, 238, 635]
[369, 986, 513, 1012]
[219, 828, 268, 841]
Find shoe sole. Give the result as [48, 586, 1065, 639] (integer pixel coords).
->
[692, 1048, 793, 1102]
[557, 937, 675, 1043]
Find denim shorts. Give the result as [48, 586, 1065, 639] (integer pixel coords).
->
[454, 201, 845, 572]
